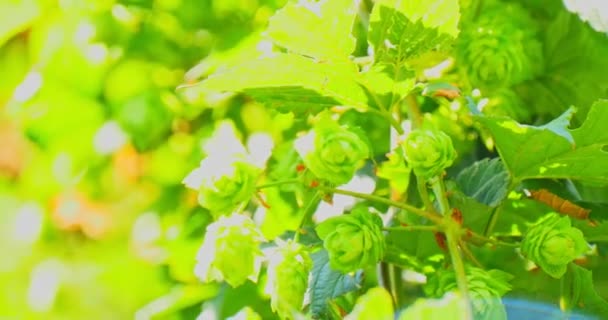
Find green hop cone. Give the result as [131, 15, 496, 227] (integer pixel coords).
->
[184, 155, 261, 217]
[398, 292, 468, 320]
[456, 1, 543, 88]
[345, 287, 394, 320]
[403, 129, 456, 179]
[265, 240, 312, 320]
[521, 213, 588, 279]
[425, 267, 513, 320]
[194, 213, 265, 287]
[316, 207, 385, 273]
[295, 115, 369, 185]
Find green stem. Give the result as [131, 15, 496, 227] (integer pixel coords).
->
[430, 176, 472, 319]
[384, 225, 439, 232]
[467, 232, 520, 247]
[256, 179, 300, 189]
[317, 186, 443, 225]
[294, 191, 322, 242]
[406, 94, 423, 128]
[417, 177, 438, 214]
[446, 230, 474, 320]
[483, 206, 501, 236]
[430, 177, 451, 216]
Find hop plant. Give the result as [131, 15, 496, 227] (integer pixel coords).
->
[425, 267, 513, 320]
[455, 1, 543, 88]
[265, 240, 312, 320]
[480, 88, 531, 122]
[316, 207, 385, 273]
[194, 213, 265, 287]
[345, 287, 394, 320]
[295, 114, 369, 185]
[183, 155, 261, 217]
[521, 213, 588, 278]
[398, 292, 467, 320]
[403, 129, 456, 179]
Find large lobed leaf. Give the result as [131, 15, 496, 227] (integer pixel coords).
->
[185, 53, 370, 113]
[267, 0, 358, 62]
[368, 0, 459, 63]
[309, 249, 362, 318]
[455, 158, 510, 207]
[476, 100, 608, 186]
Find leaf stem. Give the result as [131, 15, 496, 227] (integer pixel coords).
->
[317, 186, 443, 225]
[417, 177, 438, 214]
[294, 190, 322, 242]
[256, 179, 300, 189]
[446, 229, 474, 320]
[384, 225, 439, 232]
[406, 93, 423, 128]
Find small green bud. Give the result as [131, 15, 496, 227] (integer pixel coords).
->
[425, 267, 513, 320]
[195, 213, 265, 287]
[227, 307, 262, 320]
[403, 129, 456, 179]
[265, 240, 312, 320]
[456, 2, 543, 88]
[521, 213, 588, 278]
[345, 287, 394, 320]
[398, 292, 467, 320]
[316, 207, 385, 273]
[184, 156, 261, 217]
[295, 115, 369, 185]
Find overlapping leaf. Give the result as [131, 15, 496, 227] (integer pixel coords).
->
[476, 100, 608, 185]
[185, 54, 370, 112]
[267, 0, 358, 61]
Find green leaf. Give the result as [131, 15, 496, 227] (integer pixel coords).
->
[455, 158, 510, 207]
[0, 0, 39, 47]
[516, 12, 608, 121]
[358, 62, 415, 110]
[185, 53, 370, 113]
[562, 264, 608, 318]
[309, 249, 363, 318]
[476, 100, 608, 185]
[267, 0, 357, 61]
[368, 0, 459, 63]
[376, 148, 412, 194]
[447, 189, 492, 234]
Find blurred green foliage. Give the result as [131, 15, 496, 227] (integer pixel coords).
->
[0, 0, 286, 318]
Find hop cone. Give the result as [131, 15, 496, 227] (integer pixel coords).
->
[265, 240, 312, 320]
[403, 129, 456, 179]
[295, 115, 369, 185]
[194, 213, 265, 287]
[345, 287, 394, 320]
[184, 155, 260, 217]
[316, 207, 385, 273]
[521, 213, 588, 278]
[456, 1, 543, 88]
[425, 267, 513, 320]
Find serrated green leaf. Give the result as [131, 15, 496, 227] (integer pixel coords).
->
[185, 53, 370, 113]
[476, 100, 608, 185]
[368, 0, 459, 63]
[455, 158, 510, 207]
[267, 0, 357, 61]
[309, 250, 363, 318]
[359, 62, 415, 110]
[447, 189, 492, 234]
[562, 264, 608, 318]
[516, 12, 608, 121]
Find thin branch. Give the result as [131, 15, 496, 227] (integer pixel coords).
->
[318, 186, 444, 225]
